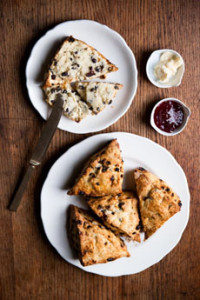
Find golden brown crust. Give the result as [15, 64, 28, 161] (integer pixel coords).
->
[68, 139, 124, 197]
[68, 205, 130, 266]
[87, 191, 141, 242]
[133, 168, 182, 238]
[44, 35, 118, 87]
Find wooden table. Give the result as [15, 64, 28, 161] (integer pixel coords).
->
[1, 0, 199, 299]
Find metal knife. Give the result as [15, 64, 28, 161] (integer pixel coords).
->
[8, 94, 64, 212]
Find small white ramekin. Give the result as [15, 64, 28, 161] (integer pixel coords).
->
[150, 98, 191, 136]
[146, 49, 185, 88]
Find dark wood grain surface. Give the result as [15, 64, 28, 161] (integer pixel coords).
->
[0, 0, 199, 299]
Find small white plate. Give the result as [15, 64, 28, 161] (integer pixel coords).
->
[26, 20, 137, 133]
[146, 49, 185, 88]
[41, 132, 190, 277]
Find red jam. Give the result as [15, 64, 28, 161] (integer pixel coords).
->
[154, 100, 184, 133]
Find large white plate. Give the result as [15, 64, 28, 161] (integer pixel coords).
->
[26, 20, 137, 133]
[41, 132, 190, 277]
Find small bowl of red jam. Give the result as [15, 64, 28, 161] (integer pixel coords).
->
[151, 98, 191, 136]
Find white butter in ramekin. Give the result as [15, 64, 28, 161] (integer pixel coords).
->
[154, 51, 183, 84]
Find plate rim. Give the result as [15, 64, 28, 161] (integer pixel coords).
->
[25, 19, 138, 133]
[40, 132, 190, 277]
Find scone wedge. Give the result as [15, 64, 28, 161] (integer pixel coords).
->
[44, 36, 118, 87]
[43, 83, 89, 122]
[88, 191, 141, 242]
[134, 168, 182, 239]
[74, 82, 123, 115]
[68, 139, 124, 197]
[68, 205, 130, 266]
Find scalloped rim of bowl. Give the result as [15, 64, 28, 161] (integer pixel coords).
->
[150, 98, 191, 136]
[146, 49, 185, 88]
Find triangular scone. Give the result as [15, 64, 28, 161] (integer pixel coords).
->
[43, 84, 89, 122]
[134, 168, 182, 239]
[88, 191, 141, 242]
[44, 36, 118, 87]
[68, 205, 130, 266]
[74, 82, 123, 115]
[68, 139, 124, 197]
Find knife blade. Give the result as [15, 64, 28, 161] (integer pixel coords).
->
[8, 94, 64, 212]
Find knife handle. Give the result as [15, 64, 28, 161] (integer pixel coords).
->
[8, 165, 35, 211]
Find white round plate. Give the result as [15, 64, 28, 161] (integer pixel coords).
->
[26, 20, 137, 133]
[41, 132, 190, 277]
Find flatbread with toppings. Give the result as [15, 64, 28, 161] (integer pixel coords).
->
[133, 168, 182, 238]
[88, 191, 141, 242]
[68, 205, 130, 266]
[44, 36, 118, 87]
[74, 82, 123, 115]
[68, 139, 124, 197]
